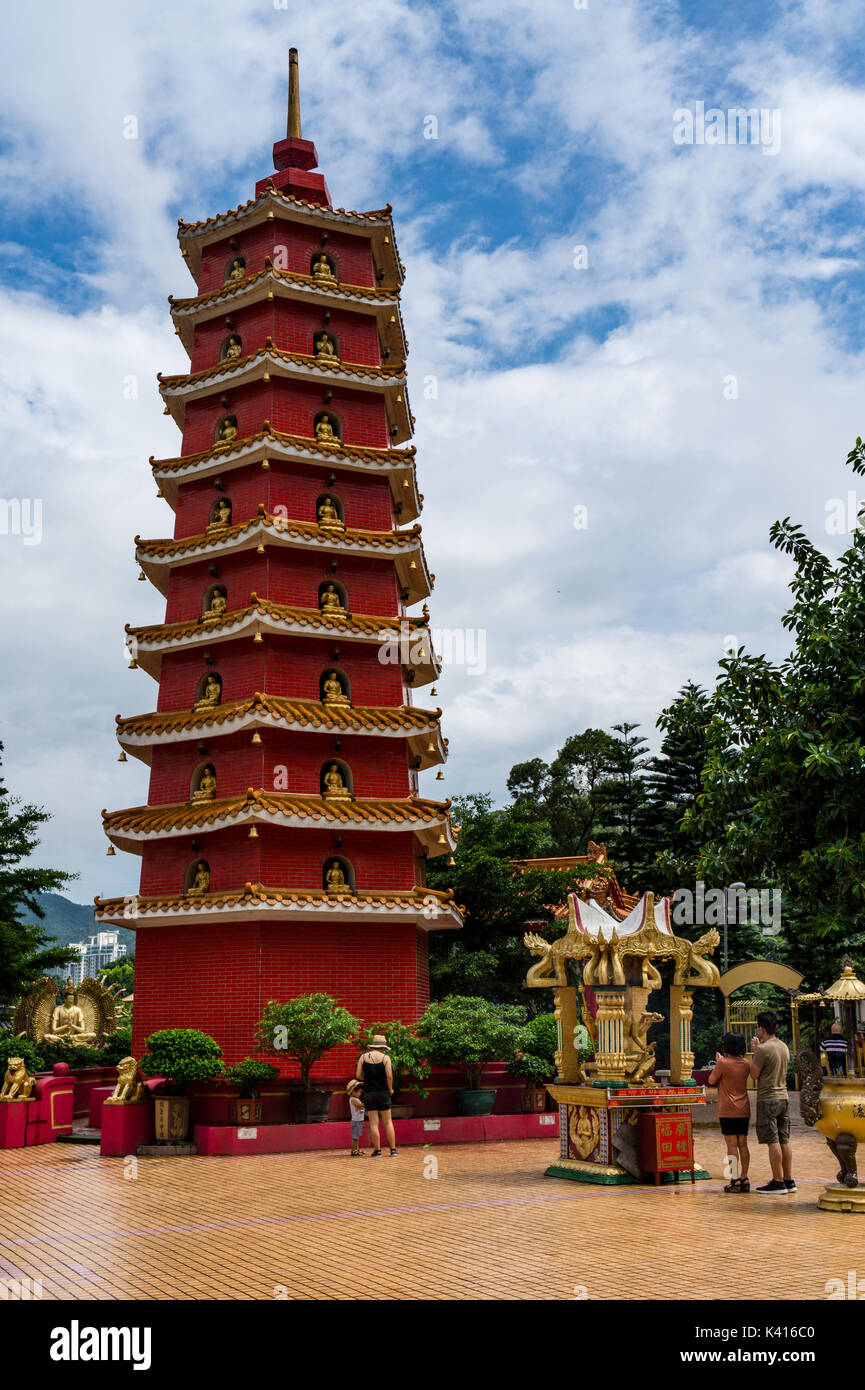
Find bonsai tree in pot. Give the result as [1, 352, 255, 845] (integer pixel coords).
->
[508, 1012, 558, 1112]
[256, 993, 359, 1123]
[417, 995, 525, 1116]
[355, 1021, 431, 1116]
[223, 1057, 280, 1125]
[138, 1028, 224, 1142]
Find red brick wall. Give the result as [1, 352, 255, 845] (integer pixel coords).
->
[138, 822, 421, 897]
[147, 729, 411, 805]
[180, 378, 390, 455]
[196, 220, 377, 297]
[154, 634, 406, 714]
[190, 297, 381, 374]
[172, 461, 394, 539]
[132, 919, 429, 1073]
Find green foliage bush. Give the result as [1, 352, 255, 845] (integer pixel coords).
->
[139, 1028, 224, 1095]
[0, 1033, 44, 1074]
[256, 994, 358, 1090]
[417, 995, 525, 1090]
[508, 1011, 558, 1087]
[223, 1057, 280, 1098]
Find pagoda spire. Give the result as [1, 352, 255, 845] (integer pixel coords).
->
[287, 47, 302, 139]
[256, 45, 330, 206]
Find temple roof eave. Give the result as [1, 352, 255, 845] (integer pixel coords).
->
[102, 793, 457, 857]
[94, 885, 462, 932]
[176, 189, 403, 288]
[114, 696, 446, 769]
[134, 518, 432, 604]
[150, 430, 420, 521]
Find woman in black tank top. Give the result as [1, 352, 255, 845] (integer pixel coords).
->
[356, 1034, 397, 1156]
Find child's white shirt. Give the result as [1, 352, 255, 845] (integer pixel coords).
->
[349, 1095, 365, 1120]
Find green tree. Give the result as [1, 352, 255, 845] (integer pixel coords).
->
[0, 744, 78, 1002]
[99, 955, 134, 995]
[596, 722, 651, 882]
[426, 792, 613, 1003]
[547, 728, 619, 853]
[680, 439, 865, 985]
[646, 682, 713, 890]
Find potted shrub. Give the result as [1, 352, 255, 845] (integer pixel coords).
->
[355, 1021, 431, 1118]
[417, 995, 525, 1117]
[139, 1028, 224, 1141]
[256, 993, 359, 1123]
[223, 1058, 280, 1124]
[509, 1012, 559, 1112]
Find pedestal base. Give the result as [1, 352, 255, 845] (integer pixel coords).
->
[818, 1183, 865, 1213]
[544, 1082, 709, 1185]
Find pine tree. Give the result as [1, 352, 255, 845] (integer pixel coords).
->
[0, 743, 78, 1001]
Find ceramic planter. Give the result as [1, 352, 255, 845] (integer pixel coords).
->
[455, 1088, 496, 1117]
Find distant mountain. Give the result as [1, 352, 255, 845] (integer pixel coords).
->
[20, 894, 135, 955]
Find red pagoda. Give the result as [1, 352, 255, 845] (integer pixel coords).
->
[96, 51, 461, 1069]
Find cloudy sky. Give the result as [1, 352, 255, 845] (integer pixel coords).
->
[2, 0, 865, 903]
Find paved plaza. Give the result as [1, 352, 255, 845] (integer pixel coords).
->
[0, 1118, 859, 1301]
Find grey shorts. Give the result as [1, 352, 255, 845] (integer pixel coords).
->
[756, 1098, 790, 1145]
[351, 1118, 365, 1140]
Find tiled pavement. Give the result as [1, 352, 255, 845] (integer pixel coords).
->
[1, 1118, 860, 1300]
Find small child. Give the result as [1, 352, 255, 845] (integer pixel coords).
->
[346, 1078, 366, 1157]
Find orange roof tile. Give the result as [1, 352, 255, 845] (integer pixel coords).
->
[178, 189, 394, 236]
[135, 509, 421, 561]
[157, 343, 405, 392]
[125, 595, 429, 648]
[115, 693, 441, 740]
[102, 791, 452, 838]
[149, 426, 415, 475]
[94, 882, 458, 916]
[169, 264, 399, 311]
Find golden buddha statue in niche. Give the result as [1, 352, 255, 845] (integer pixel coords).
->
[317, 495, 344, 531]
[207, 499, 232, 533]
[188, 862, 211, 895]
[43, 983, 97, 1046]
[325, 860, 349, 894]
[322, 670, 349, 706]
[216, 418, 237, 447]
[319, 584, 346, 618]
[315, 332, 338, 362]
[314, 415, 340, 448]
[226, 258, 245, 284]
[312, 254, 337, 286]
[323, 763, 351, 799]
[224, 336, 242, 361]
[191, 766, 217, 804]
[194, 674, 222, 709]
[203, 589, 227, 621]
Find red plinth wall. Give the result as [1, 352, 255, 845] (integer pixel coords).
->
[132, 921, 430, 1071]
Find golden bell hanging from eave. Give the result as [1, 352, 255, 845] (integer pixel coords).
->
[106, 845, 116, 856]
[257, 542, 266, 555]
[129, 659, 139, 670]
[248, 825, 259, 838]
[429, 687, 437, 697]
[251, 731, 262, 745]
[253, 629, 264, 644]
[435, 770, 444, 781]
[447, 855, 455, 866]
[138, 570, 146, 581]
[117, 751, 127, 762]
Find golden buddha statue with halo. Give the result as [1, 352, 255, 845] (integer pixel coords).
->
[312, 254, 337, 286]
[194, 674, 222, 710]
[188, 862, 211, 896]
[315, 415, 340, 449]
[319, 584, 346, 618]
[322, 670, 350, 706]
[224, 336, 242, 361]
[191, 766, 217, 804]
[43, 982, 98, 1046]
[317, 495, 345, 532]
[323, 763, 351, 799]
[226, 258, 245, 284]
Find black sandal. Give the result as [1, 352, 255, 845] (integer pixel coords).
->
[724, 1178, 742, 1193]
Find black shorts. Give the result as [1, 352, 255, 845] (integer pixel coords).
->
[720, 1117, 750, 1136]
[363, 1092, 391, 1112]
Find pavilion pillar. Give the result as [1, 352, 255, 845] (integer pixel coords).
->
[669, 985, 694, 1084]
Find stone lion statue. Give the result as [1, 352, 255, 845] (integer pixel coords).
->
[1, 1058, 36, 1101]
[105, 1057, 147, 1106]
